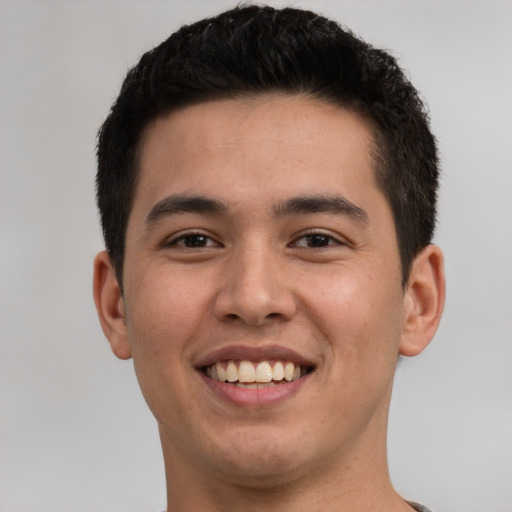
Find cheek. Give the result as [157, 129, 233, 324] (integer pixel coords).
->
[122, 267, 212, 422]
[302, 265, 405, 369]
[124, 266, 212, 365]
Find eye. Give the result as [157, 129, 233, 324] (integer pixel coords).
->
[293, 232, 342, 248]
[169, 233, 220, 248]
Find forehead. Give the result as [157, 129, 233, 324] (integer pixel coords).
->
[134, 94, 379, 209]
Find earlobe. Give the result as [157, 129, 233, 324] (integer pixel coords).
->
[93, 251, 132, 360]
[399, 245, 446, 357]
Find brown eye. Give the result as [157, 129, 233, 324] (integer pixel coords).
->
[171, 233, 219, 248]
[305, 234, 330, 247]
[183, 235, 208, 247]
[294, 232, 340, 248]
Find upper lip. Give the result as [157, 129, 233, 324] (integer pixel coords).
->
[195, 344, 316, 369]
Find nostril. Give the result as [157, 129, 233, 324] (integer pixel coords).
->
[213, 282, 297, 326]
[220, 311, 284, 324]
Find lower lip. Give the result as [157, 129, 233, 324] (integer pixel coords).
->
[199, 372, 309, 407]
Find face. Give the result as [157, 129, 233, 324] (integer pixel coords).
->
[106, 95, 414, 486]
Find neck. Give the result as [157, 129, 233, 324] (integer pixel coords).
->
[160, 417, 413, 512]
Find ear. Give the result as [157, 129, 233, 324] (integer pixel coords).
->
[93, 251, 132, 360]
[399, 244, 446, 357]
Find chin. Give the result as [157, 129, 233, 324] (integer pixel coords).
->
[214, 455, 309, 489]
[198, 426, 321, 488]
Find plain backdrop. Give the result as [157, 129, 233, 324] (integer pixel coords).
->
[1, 1, 511, 511]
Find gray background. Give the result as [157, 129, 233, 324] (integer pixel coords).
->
[1, 1, 511, 511]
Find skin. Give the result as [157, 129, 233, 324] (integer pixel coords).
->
[94, 94, 445, 512]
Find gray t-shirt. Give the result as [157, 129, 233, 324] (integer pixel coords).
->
[408, 502, 433, 512]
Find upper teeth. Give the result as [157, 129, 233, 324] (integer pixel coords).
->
[205, 360, 304, 383]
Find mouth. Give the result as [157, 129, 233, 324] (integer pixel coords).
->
[203, 360, 312, 388]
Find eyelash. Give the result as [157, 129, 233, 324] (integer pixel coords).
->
[166, 230, 344, 249]
[291, 230, 345, 248]
[166, 231, 222, 248]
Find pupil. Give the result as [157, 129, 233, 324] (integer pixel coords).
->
[185, 235, 207, 247]
[307, 234, 329, 247]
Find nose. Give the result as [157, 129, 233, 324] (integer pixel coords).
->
[213, 242, 297, 326]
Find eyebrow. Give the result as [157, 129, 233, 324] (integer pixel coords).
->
[145, 194, 228, 226]
[144, 192, 368, 229]
[274, 194, 368, 224]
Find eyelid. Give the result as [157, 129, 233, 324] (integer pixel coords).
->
[290, 228, 348, 248]
[164, 229, 222, 247]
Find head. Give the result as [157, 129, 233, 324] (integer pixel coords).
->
[96, 4, 439, 289]
[93, 5, 445, 500]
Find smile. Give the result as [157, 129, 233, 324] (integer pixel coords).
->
[204, 360, 310, 388]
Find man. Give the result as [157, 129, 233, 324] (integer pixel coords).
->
[93, 5, 445, 511]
